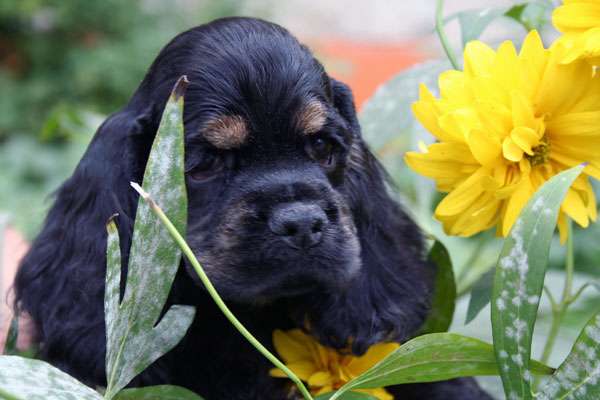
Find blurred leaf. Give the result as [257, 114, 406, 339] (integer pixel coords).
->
[420, 241, 456, 333]
[328, 333, 552, 400]
[455, 7, 509, 46]
[466, 269, 495, 325]
[505, 2, 552, 32]
[491, 165, 584, 400]
[359, 61, 449, 209]
[315, 392, 377, 399]
[2, 316, 19, 355]
[538, 311, 600, 399]
[115, 385, 204, 400]
[0, 355, 101, 399]
[104, 77, 195, 399]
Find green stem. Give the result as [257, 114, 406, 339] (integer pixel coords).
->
[435, 0, 460, 70]
[133, 184, 314, 400]
[538, 220, 574, 380]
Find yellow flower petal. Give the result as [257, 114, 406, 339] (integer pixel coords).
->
[286, 361, 318, 381]
[308, 371, 333, 387]
[346, 343, 400, 376]
[466, 129, 502, 166]
[501, 176, 533, 236]
[510, 126, 540, 156]
[435, 169, 488, 217]
[272, 329, 312, 364]
[562, 188, 591, 228]
[502, 137, 524, 162]
[464, 40, 496, 77]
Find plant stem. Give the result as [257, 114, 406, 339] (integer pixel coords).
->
[435, 0, 460, 70]
[537, 220, 575, 384]
[132, 183, 314, 400]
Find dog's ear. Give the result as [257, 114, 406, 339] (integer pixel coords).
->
[13, 104, 161, 384]
[305, 79, 434, 354]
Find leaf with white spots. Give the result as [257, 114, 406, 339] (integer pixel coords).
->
[0, 355, 102, 399]
[538, 311, 600, 400]
[315, 392, 377, 399]
[328, 333, 553, 400]
[420, 241, 456, 334]
[491, 165, 585, 400]
[114, 385, 205, 400]
[104, 76, 195, 399]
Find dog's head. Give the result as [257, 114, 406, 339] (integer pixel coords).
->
[127, 18, 373, 302]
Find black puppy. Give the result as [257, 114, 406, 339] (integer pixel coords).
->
[14, 17, 490, 399]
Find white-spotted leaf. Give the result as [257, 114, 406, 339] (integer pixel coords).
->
[329, 333, 552, 400]
[114, 385, 204, 400]
[104, 76, 195, 399]
[538, 311, 600, 400]
[491, 165, 585, 400]
[0, 355, 102, 399]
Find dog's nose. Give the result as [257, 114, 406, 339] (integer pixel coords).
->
[268, 202, 327, 249]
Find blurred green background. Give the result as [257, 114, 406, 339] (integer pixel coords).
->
[0, 0, 242, 237]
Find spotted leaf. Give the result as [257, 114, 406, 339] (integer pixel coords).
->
[491, 165, 584, 400]
[0, 356, 102, 399]
[328, 333, 552, 400]
[538, 311, 600, 400]
[104, 76, 195, 399]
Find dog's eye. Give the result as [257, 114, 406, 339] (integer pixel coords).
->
[186, 153, 224, 182]
[308, 137, 335, 167]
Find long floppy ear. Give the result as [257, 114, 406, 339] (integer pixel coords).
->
[306, 79, 434, 354]
[12, 104, 167, 385]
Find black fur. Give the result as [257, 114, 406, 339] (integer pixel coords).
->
[14, 17, 490, 399]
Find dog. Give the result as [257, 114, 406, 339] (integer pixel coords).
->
[14, 17, 491, 399]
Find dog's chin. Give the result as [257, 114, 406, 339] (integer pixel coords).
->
[183, 252, 361, 305]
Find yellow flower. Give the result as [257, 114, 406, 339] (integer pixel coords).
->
[553, 0, 600, 64]
[270, 329, 399, 399]
[405, 31, 599, 241]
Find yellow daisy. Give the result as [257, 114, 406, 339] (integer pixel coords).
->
[270, 329, 399, 399]
[404, 31, 599, 241]
[553, 0, 600, 64]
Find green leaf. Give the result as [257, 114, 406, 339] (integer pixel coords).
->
[491, 165, 585, 400]
[465, 269, 495, 324]
[114, 385, 204, 400]
[329, 333, 553, 400]
[0, 355, 102, 399]
[420, 241, 456, 333]
[315, 392, 377, 399]
[505, 2, 551, 32]
[358, 61, 449, 213]
[3, 316, 19, 355]
[538, 311, 600, 399]
[455, 7, 509, 46]
[104, 76, 196, 399]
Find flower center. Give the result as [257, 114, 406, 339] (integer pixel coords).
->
[526, 135, 550, 166]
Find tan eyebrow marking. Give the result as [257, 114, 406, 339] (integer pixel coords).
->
[201, 115, 248, 149]
[295, 100, 327, 135]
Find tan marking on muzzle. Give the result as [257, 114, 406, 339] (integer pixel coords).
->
[201, 115, 248, 149]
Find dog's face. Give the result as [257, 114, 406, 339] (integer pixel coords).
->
[170, 20, 362, 302]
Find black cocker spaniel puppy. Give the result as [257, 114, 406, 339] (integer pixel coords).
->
[14, 17, 491, 400]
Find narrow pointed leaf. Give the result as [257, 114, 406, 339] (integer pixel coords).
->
[3, 316, 19, 355]
[115, 385, 204, 400]
[104, 76, 195, 399]
[420, 241, 455, 334]
[0, 356, 102, 399]
[329, 333, 553, 400]
[465, 269, 495, 324]
[491, 165, 584, 400]
[455, 8, 509, 46]
[538, 311, 600, 400]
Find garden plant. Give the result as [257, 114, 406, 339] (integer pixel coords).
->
[2, 1, 600, 399]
